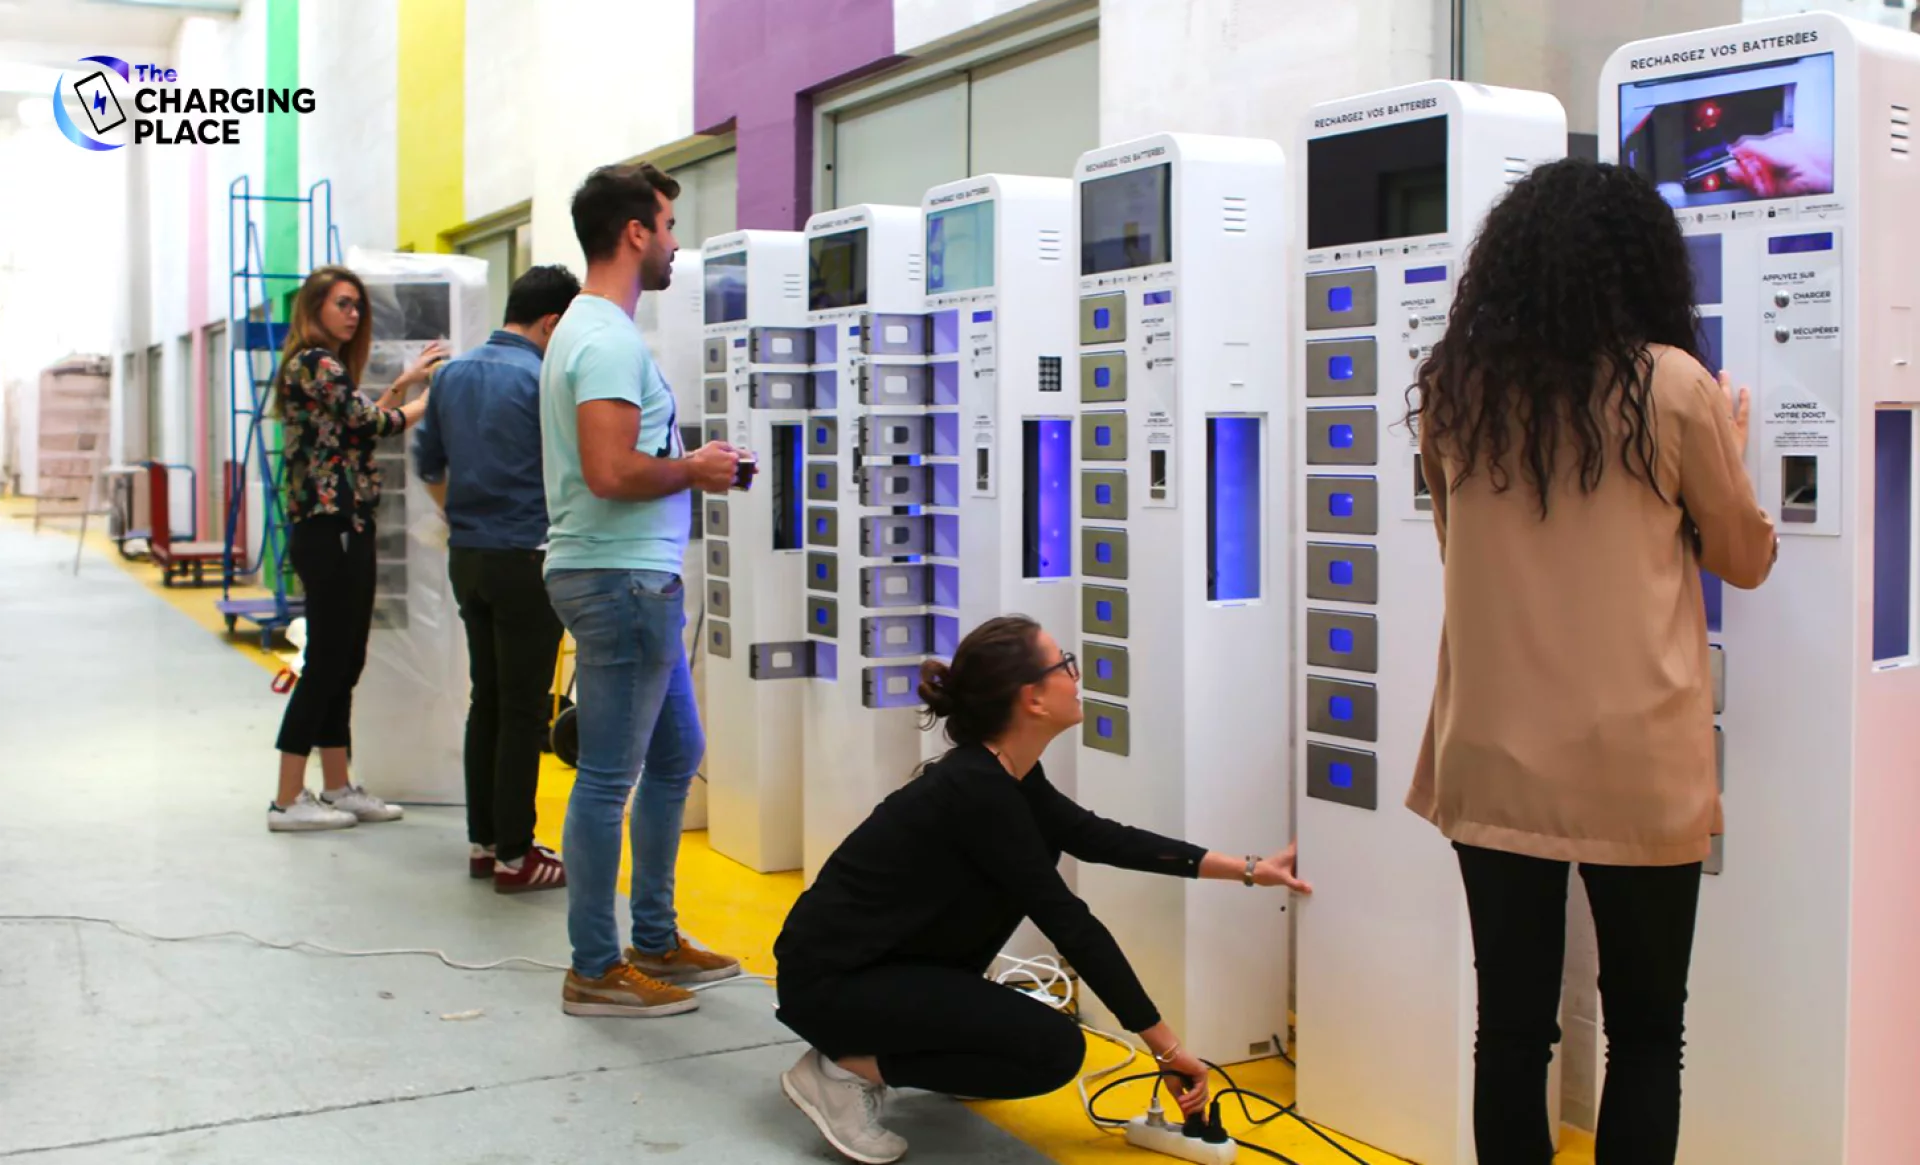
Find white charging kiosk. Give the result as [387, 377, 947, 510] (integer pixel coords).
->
[921, 173, 1077, 760]
[1068, 135, 1290, 1065]
[799, 205, 950, 881]
[923, 174, 1078, 963]
[646, 251, 709, 830]
[1292, 82, 1566, 1165]
[696, 231, 811, 872]
[1602, 17, 1920, 1162]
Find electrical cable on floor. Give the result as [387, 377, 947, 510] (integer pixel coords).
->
[0, 914, 773, 991]
[1074, 1026, 1145, 1133]
[1079, 1048, 1384, 1165]
[1209, 1085, 1382, 1165]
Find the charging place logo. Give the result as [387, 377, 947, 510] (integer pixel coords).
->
[55, 56, 132, 151]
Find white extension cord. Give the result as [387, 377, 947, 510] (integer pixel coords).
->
[0, 914, 774, 992]
[1125, 1115, 1239, 1164]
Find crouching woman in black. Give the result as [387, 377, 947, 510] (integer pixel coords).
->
[773, 615, 1311, 1164]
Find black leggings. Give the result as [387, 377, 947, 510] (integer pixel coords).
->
[1454, 842, 1703, 1165]
[275, 515, 377, 757]
[777, 964, 1085, 1100]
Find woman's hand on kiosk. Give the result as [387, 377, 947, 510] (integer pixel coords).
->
[1717, 370, 1752, 453]
[402, 341, 451, 386]
[1251, 843, 1313, 893]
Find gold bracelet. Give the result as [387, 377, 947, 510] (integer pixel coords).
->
[1153, 1040, 1182, 1064]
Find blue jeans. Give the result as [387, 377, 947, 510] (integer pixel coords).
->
[545, 568, 705, 978]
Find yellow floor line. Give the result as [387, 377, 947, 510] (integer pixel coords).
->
[43, 494, 1597, 1165]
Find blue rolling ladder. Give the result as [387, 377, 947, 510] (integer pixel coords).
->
[218, 177, 342, 647]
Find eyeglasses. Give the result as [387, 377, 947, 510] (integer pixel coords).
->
[331, 296, 362, 315]
[1033, 651, 1079, 683]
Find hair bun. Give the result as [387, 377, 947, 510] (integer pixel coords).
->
[917, 658, 954, 717]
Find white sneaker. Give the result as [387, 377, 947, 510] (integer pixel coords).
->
[268, 790, 359, 832]
[321, 784, 404, 823]
[781, 1048, 907, 1165]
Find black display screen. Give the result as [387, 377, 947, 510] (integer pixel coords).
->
[809, 228, 868, 312]
[1081, 163, 1172, 275]
[703, 251, 747, 325]
[1307, 115, 1449, 250]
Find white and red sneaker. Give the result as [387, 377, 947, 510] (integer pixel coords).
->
[469, 844, 496, 880]
[494, 845, 566, 895]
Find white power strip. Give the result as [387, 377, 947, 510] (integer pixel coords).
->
[1124, 1116, 1237, 1164]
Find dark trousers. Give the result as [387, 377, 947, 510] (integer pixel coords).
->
[1454, 842, 1703, 1165]
[776, 965, 1085, 1100]
[450, 547, 564, 863]
[276, 515, 376, 756]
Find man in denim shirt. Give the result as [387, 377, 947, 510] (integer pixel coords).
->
[541, 163, 742, 1018]
[414, 265, 580, 894]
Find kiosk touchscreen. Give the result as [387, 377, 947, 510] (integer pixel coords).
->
[1293, 81, 1566, 1165]
[799, 205, 953, 881]
[1603, 16, 1920, 1162]
[1069, 135, 1289, 1066]
[697, 232, 810, 872]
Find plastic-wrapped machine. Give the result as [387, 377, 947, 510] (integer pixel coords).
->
[346, 247, 490, 803]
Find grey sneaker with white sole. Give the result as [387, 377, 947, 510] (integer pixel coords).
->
[781, 1048, 908, 1165]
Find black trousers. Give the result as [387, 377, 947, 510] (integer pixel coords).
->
[276, 515, 377, 757]
[449, 547, 564, 863]
[1454, 842, 1703, 1165]
[776, 965, 1085, 1100]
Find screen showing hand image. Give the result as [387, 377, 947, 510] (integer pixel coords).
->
[809, 228, 869, 312]
[927, 201, 995, 295]
[704, 252, 747, 325]
[1620, 53, 1836, 209]
[1081, 164, 1172, 276]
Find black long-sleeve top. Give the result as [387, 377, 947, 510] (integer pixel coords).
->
[773, 744, 1206, 1032]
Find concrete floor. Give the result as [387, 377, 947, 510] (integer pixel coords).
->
[0, 519, 1048, 1164]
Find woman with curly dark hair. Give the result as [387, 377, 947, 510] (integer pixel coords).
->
[1405, 158, 1777, 1165]
[771, 616, 1309, 1165]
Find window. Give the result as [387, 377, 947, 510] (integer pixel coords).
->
[203, 323, 229, 537]
[456, 215, 530, 331]
[145, 345, 163, 462]
[818, 26, 1099, 212]
[120, 352, 140, 463]
[636, 147, 738, 346]
[1460, 0, 1743, 135]
[664, 149, 739, 255]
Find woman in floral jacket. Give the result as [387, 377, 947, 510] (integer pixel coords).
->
[268, 264, 444, 832]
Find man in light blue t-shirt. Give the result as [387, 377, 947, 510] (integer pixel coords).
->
[540, 162, 742, 1018]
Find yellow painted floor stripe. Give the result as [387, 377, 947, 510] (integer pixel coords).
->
[48, 496, 1596, 1165]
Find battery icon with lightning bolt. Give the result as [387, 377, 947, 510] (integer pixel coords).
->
[73, 71, 127, 137]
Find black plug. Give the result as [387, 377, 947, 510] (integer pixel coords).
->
[1202, 1099, 1229, 1145]
[1175, 1075, 1207, 1138]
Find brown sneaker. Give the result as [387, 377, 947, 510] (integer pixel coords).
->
[561, 962, 699, 1018]
[627, 935, 743, 985]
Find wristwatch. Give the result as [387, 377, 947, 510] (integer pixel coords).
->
[1243, 855, 1257, 887]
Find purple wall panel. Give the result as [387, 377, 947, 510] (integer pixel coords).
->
[695, 0, 899, 229]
